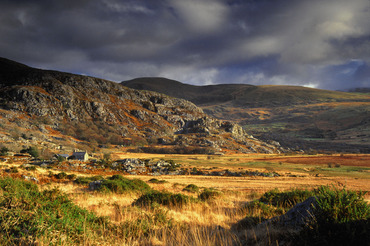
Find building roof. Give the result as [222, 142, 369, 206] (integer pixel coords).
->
[72, 151, 88, 160]
[57, 154, 70, 158]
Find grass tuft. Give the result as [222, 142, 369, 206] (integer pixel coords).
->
[134, 190, 193, 208]
[183, 184, 200, 193]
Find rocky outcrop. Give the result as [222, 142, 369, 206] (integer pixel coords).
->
[0, 57, 282, 153]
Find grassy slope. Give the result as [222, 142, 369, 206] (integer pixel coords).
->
[123, 78, 370, 152]
[122, 78, 369, 107]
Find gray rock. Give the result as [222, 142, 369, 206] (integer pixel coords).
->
[89, 180, 103, 191]
[22, 175, 39, 183]
[267, 197, 317, 228]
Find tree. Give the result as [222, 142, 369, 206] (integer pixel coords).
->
[0, 147, 9, 156]
[21, 147, 39, 158]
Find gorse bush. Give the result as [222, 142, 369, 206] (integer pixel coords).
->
[134, 190, 193, 208]
[256, 186, 370, 246]
[313, 185, 369, 224]
[147, 178, 167, 184]
[0, 146, 9, 156]
[183, 184, 199, 193]
[21, 164, 37, 171]
[245, 200, 285, 218]
[297, 186, 370, 246]
[99, 175, 151, 194]
[20, 146, 39, 158]
[54, 171, 68, 179]
[198, 189, 222, 201]
[259, 188, 314, 209]
[74, 175, 104, 185]
[0, 177, 107, 245]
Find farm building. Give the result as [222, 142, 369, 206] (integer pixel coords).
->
[69, 151, 89, 161]
[56, 154, 69, 160]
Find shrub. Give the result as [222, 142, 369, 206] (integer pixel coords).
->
[297, 186, 370, 245]
[314, 186, 369, 224]
[99, 175, 151, 194]
[134, 190, 192, 208]
[54, 172, 68, 179]
[57, 155, 66, 162]
[166, 159, 180, 171]
[148, 178, 167, 184]
[259, 188, 314, 209]
[183, 184, 199, 193]
[244, 200, 285, 218]
[0, 147, 9, 156]
[66, 174, 76, 180]
[198, 189, 221, 201]
[7, 166, 18, 173]
[0, 177, 107, 245]
[20, 146, 39, 158]
[74, 175, 104, 185]
[21, 165, 37, 171]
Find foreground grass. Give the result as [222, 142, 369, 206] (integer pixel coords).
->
[0, 177, 107, 245]
[0, 176, 369, 245]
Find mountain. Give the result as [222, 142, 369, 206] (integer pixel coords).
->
[0, 57, 282, 155]
[347, 88, 370, 93]
[122, 77, 370, 153]
[122, 77, 368, 107]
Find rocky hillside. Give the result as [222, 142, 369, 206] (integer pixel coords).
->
[122, 77, 370, 153]
[0, 57, 282, 154]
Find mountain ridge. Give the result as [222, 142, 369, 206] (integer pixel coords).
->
[122, 77, 368, 107]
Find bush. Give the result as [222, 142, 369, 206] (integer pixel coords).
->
[183, 184, 199, 193]
[20, 146, 39, 158]
[148, 178, 167, 184]
[54, 172, 68, 179]
[7, 166, 18, 173]
[0, 147, 9, 156]
[244, 200, 285, 218]
[74, 175, 104, 185]
[0, 177, 107, 245]
[314, 186, 369, 224]
[198, 189, 221, 201]
[21, 165, 37, 171]
[99, 175, 151, 194]
[134, 190, 192, 208]
[259, 188, 314, 209]
[297, 186, 370, 245]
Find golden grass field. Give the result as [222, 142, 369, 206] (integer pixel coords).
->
[112, 152, 370, 192]
[1, 153, 369, 245]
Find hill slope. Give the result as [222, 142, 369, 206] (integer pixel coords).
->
[122, 77, 368, 107]
[0, 58, 281, 154]
[122, 77, 370, 153]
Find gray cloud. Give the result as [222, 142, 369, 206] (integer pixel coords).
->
[0, 0, 369, 90]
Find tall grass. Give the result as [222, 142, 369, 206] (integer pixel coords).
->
[0, 177, 107, 245]
[1, 176, 368, 245]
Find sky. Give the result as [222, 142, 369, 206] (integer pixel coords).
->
[0, 0, 369, 90]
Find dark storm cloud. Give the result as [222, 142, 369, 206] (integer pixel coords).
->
[0, 0, 369, 89]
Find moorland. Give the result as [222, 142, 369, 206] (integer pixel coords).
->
[0, 58, 369, 245]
